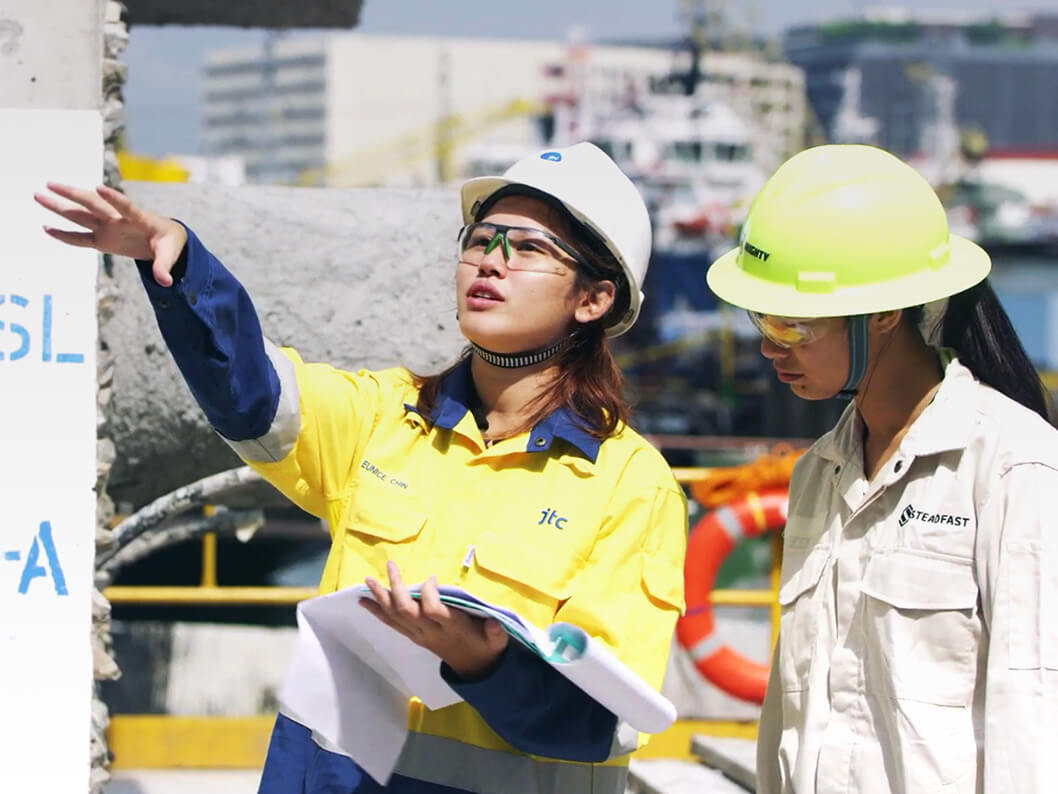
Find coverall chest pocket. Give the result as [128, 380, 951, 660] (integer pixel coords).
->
[344, 484, 427, 543]
[465, 532, 584, 627]
[777, 547, 830, 692]
[860, 549, 981, 706]
[339, 480, 428, 581]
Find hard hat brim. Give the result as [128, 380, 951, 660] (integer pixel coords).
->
[460, 177, 512, 225]
[460, 175, 643, 336]
[705, 233, 991, 317]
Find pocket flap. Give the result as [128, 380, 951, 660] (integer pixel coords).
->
[862, 550, 978, 611]
[472, 533, 580, 601]
[343, 486, 427, 543]
[778, 547, 830, 606]
[642, 552, 685, 611]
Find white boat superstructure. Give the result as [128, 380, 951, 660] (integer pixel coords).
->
[585, 94, 765, 203]
[578, 93, 765, 251]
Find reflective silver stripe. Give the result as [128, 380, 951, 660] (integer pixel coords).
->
[394, 731, 628, 794]
[687, 631, 723, 663]
[223, 339, 301, 463]
[714, 506, 744, 543]
[608, 721, 639, 758]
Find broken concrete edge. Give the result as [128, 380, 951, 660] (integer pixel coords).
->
[93, 2, 126, 791]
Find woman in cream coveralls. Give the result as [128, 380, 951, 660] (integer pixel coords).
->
[706, 144, 1057, 793]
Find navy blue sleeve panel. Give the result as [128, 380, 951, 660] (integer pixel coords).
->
[441, 641, 618, 763]
[135, 223, 280, 442]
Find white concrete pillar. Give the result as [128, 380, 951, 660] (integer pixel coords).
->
[0, 4, 109, 793]
[0, 0, 102, 108]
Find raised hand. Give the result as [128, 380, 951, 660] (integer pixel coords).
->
[361, 561, 510, 679]
[34, 183, 188, 287]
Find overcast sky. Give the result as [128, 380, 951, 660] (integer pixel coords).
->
[124, 0, 1037, 156]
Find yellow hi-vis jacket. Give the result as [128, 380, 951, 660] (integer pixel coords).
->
[230, 344, 688, 793]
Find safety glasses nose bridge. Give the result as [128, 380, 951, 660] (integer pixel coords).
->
[457, 222, 586, 273]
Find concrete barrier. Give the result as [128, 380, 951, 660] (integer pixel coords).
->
[109, 183, 466, 508]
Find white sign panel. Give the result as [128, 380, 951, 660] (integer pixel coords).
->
[0, 109, 101, 792]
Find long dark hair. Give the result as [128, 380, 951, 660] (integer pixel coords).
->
[414, 187, 631, 439]
[917, 279, 1051, 422]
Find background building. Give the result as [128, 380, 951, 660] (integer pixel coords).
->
[201, 32, 805, 186]
[785, 8, 1058, 157]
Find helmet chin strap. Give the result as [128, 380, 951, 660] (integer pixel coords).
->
[837, 315, 869, 400]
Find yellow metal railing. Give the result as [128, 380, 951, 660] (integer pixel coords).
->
[105, 468, 780, 611]
[105, 466, 782, 767]
[104, 585, 318, 605]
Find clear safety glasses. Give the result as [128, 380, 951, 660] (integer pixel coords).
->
[747, 311, 840, 348]
[457, 222, 588, 274]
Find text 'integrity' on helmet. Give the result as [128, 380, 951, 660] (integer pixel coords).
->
[706, 144, 991, 318]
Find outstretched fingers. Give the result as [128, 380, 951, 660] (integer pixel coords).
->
[44, 182, 122, 221]
[34, 190, 105, 229]
[96, 184, 144, 223]
[42, 226, 97, 248]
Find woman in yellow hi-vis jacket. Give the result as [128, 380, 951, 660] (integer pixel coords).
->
[37, 142, 687, 794]
[706, 144, 1057, 793]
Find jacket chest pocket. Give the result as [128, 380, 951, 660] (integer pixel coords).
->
[777, 546, 831, 692]
[343, 480, 427, 543]
[859, 549, 981, 706]
[337, 479, 428, 585]
[462, 532, 585, 626]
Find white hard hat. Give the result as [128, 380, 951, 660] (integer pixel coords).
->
[460, 141, 652, 336]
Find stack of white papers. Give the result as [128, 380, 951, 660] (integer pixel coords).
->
[278, 583, 677, 783]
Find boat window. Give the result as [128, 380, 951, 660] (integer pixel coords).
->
[715, 143, 751, 162]
[670, 141, 704, 162]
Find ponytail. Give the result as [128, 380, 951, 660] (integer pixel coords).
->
[939, 279, 1052, 422]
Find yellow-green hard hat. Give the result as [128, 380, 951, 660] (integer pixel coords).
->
[706, 144, 991, 318]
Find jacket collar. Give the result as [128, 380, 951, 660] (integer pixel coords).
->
[406, 357, 601, 462]
[902, 355, 979, 456]
[815, 353, 977, 463]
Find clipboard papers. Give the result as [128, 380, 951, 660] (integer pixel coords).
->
[277, 582, 677, 784]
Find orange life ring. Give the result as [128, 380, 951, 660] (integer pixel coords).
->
[676, 488, 788, 704]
